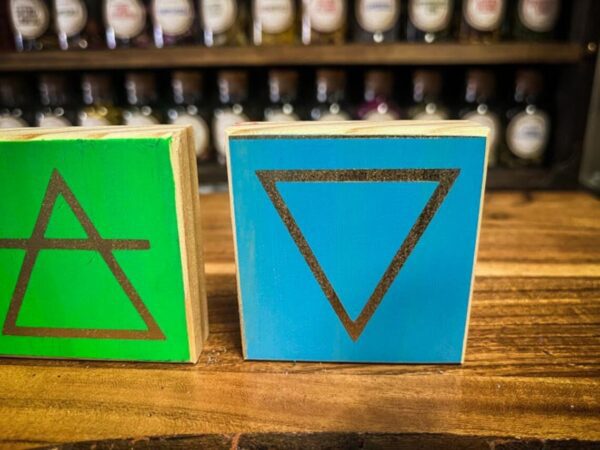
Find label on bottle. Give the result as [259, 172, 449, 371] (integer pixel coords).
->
[123, 111, 159, 126]
[464, 110, 500, 165]
[266, 109, 299, 122]
[254, 0, 294, 34]
[318, 110, 350, 121]
[10, 0, 50, 39]
[79, 114, 111, 127]
[518, 0, 559, 33]
[364, 109, 399, 121]
[506, 110, 549, 160]
[356, 0, 398, 33]
[213, 109, 248, 161]
[463, 0, 504, 31]
[409, 0, 451, 33]
[55, 0, 87, 37]
[171, 112, 210, 159]
[0, 115, 28, 128]
[153, 0, 194, 36]
[38, 114, 72, 128]
[202, 0, 237, 33]
[105, 0, 146, 39]
[307, 0, 345, 33]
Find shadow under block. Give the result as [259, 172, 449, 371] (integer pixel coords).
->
[0, 126, 207, 362]
[227, 121, 489, 363]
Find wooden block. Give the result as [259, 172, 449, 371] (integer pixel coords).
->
[0, 126, 208, 362]
[227, 121, 489, 363]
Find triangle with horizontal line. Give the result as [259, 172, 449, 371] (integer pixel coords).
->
[257, 169, 459, 341]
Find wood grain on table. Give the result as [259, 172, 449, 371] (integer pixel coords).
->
[0, 192, 598, 449]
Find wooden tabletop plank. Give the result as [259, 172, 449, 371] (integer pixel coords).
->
[0, 191, 598, 449]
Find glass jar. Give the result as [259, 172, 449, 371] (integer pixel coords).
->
[78, 73, 122, 126]
[408, 69, 449, 120]
[9, 0, 57, 51]
[167, 70, 212, 161]
[104, 0, 153, 49]
[252, 0, 297, 45]
[459, 0, 506, 42]
[36, 73, 77, 127]
[511, 0, 560, 41]
[0, 75, 33, 128]
[122, 72, 161, 126]
[406, 0, 454, 43]
[152, 0, 199, 47]
[302, 0, 347, 44]
[54, 0, 104, 50]
[357, 70, 402, 121]
[265, 69, 301, 121]
[213, 70, 251, 165]
[201, 0, 248, 46]
[310, 69, 352, 121]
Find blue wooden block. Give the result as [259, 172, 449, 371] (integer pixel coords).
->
[227, 122, 489, 363]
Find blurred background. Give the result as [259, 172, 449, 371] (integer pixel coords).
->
[0, 0, 598, 192]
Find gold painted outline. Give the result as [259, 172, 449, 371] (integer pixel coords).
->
[0, 169, 165, 340]
[257, 168, 460, 341]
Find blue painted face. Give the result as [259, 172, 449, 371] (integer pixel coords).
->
[229, 135, 486, 363]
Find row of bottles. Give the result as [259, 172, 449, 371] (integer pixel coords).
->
[0, 67, 551, 168]
[0, 0, 565, 51]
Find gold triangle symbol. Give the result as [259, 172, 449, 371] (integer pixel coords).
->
[0, 169, 165, 340]
[257, 169, 459, 341]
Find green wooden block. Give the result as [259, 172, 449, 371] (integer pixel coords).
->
[0, 126, 207, 362]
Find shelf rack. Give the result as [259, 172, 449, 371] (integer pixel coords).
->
[0, 42, 587, 71]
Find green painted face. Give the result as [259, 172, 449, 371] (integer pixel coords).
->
[0, 138, 191, 362]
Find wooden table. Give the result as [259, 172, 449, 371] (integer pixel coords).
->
[0, 192, 598, 449]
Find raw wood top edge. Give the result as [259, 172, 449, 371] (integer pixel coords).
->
[227, 121, 490, 138]
[0, 125, 191, 141]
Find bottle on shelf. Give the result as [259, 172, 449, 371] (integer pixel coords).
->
[301, 0, 347, 45]
[78, 73, 122, 126]
[152, 0, 198, 47]
[122, 72, 161, 126]
[265, 69, 301, 121]
[502, 69, 550, 167]
[459, 69, 502, 167]
[310, 69, 351, 121]
[252, 0, 297, 45]
[407, 69, 448, 120]
[511, 0, 560, 41]
[459, 0, 506, 42]
[54, 0, 104, 50]
[353, 0, 400, 43]
[406, 0, 454, 43]
[213, 70, 251, 165]
[357, 69, 401, 121]
[9, 0, 57, 51]
[0, 75, 32, 128]
[36, 73, 76, 127]
[167, 70, 212, 162]
[104, 0, 153, 49]
[201, 0, 248, 47]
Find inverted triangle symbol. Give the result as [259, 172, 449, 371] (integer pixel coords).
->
[257, 169, 460, 341]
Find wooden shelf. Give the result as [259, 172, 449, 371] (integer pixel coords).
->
[0, 42, 585, 71]
[1, 191, 599, 447]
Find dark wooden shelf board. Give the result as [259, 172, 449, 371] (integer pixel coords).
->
[0, 43, 585, 71]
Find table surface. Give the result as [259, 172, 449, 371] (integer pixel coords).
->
[0, 191, 599, 449]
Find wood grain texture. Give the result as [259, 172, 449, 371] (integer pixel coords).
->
[0, 43, 585, 71]
[0, 191, 598, 448]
